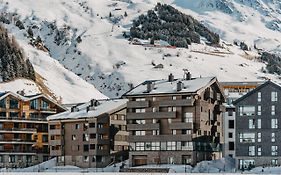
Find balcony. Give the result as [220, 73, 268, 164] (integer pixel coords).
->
[127, 112, 176, 120]
[0, 128, 37, 134]
[0, 138, 36, 144]
[49, 129, 61, 135]
[128, 134, 192, 142]
[159, 99, 195, 107]
[127, 101, 150, 108]
[169, 122, 193, 129]
[40, 107, 57, 113]
[0, 116, 47, 123]
[127, 123, 160, 131]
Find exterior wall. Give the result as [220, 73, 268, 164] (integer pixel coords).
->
[110, 108, 129, 162]
[235, 82, 281, 169]
[0, 94, 64, 168]
[126, 81, 224, 167]
[223, 108, 235, 157]
[49, 108, 128, 168]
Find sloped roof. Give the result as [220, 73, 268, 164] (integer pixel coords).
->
[0, 91, 67, 111]
[124, 76, 217, 96]
[233, 80, 281, 105]
[47, 99, 128, 121]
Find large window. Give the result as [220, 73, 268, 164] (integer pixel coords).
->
[239, 106, 255, 116]
[136, 142, 145, 151]
[0, 99, 5, 108]
[30, 99, 38, 109]
[184, 113, 193, 123]
[167, 141, 176, 150]
[271, 119, 278, 129]
[10, 112, 19, 119]
[249, 146, 255, 156]
[271, 92, 278, 102]
[239, 133, 255, 143]
[271, 146, 278, 156]
[41, 100, 49, 109]
[229, 142, 234, 151]
[9, 98, 18, 109]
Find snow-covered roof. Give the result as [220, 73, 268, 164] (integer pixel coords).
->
[125, 76, 217, 96]
[0, 91, 67, 111]
[47, 99, 128, 121]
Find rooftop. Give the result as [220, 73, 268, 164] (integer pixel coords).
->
[47, 99, 128, 121]
[124, 76, 217, 96]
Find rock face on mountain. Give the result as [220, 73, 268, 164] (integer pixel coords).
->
[130, 3, 220, 48]
[0, 26, 35, 82]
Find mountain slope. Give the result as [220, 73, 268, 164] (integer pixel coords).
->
[1, 0, 281, 98]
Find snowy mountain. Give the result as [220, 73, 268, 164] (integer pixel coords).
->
[0, 0, 281, 98]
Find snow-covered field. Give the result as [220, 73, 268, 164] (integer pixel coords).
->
[1, 0, 281, 99]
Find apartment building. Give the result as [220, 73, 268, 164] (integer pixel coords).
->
[47, 99, 128, 168]
[220, 82, 263, 158]
[234, 81, 281, 170]
[0, 91, 66, 168]
[123, 73, 225, 167]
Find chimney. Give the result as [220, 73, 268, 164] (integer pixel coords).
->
[86, 106, 90, 113]
[71, 106, 78, 112]
[90, 99, 96, 107]
[168, 73, 174, 82]
[146, 81, 154, 92]
[177, 81, 183, 91]
[184, 71, 191, 80]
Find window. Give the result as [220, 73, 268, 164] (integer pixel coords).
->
[136, 98, 145, 101]
[152, 130, 159, 135]
[167, 142, 176, 150]
[272, 106, 276, 115]
[172, 96, 177, 100]
[152, 107, 156, 112]
[9, 98, 19, 109]
[182, 129, 191, 135]
[184, 113, 193, 123]
[90, 144, 95, 150]
[84, 156, 89, 162]
[239, 133, 255, 143]
[90, 134, 96, 139]
[50, 125, 56, 130]
[271, 91, 278, 102]
[181, 142, 193, 150]
[272, 133, 276, 142]
[151, 142, 160, 150]
[172, 107, 177, 112]
[152, 97, 156, 101]
[136, 142, 145, 151]
[10, 112, 19, 119]
[228, 120, 234, 129]
[135, 108, 145, 113]
[152, 119, 157, 123]
[257, 146, 261, 156]
[135, 120, 145, 124]
[229, 142, 234, 150]
[168, 107, 172, 112]
[168, 157, 174, 164]
[30, 99, 38, 109]
[239, 106, 255, 116]
[228, 132, 233, 138]
[83, 134, 89, 141]
[135, 131, 145, 136]
[257, 106, 261, 115]
[168, 118, 172, 123]
[249, 146, 255, 156]
[257, 133, 261, 142]
[0, 99, 6, 108]
[72, 135, 76, 140]
[83, 145, 89, 152]
[272, 146, 278, 156]
[257, 119, 261, 129]
[257, 92, 261, 102]
[41, 100, 49, 109]
[272, 159, 278, 166]
[172, 130, 176, 135]
[228, 109, 233, 116]
[271, 119, 278, 129]
[75, 124, 80, 129]
[249, 119, 255, 129]
[89, 123, 95, 128]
